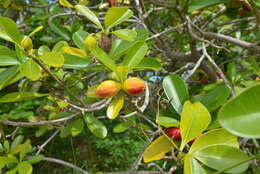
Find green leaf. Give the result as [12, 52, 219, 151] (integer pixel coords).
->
[0, 92, 48, 103]
[27, 155, 44, 165]
[20, 59, 41, 81]
[38, 45, 51, 56]
[10, 135, 24, 152]
[112, 29, 137, 41]
[104, 7, 133, 30]
[90, 45, 117, 71]
[218, 84, 260, 138]
[184, 155, 207, 174]
[0, 46, 20, 66]
[135, 57, 162, 71]
[227, 62, 236, 83]
[19, 140, 32, 161]
[0, 155, 18, 170]
[75, 5, 103, 30]
[70, 119, 84, 136]
[113, 123, 130, 133]
[17, 161, 33, 174]
[200, 85, 230, 111]
[52, 41, 69, 52]
[194, 145, 249, 173]
[0, 66, 22, 91]
[188, 0, 228, 13]
[143, 135, 172, 163]
[162, 74, 189, 114]
[49, 20, 71, 41]
[156, 116, 180, 128]
[180, 101, 211, 151]
[72, 30, 88, 49]
[0, 17, 23, 43]
[5, 167, 18, 174]
[63, 54, 91, 69]
[39, 52, 64, 67]
[189, 128, 238, 153]
[84, 114, 107, 138]
[107, 94, 124, 119]
[121, 42, 148, 71]
[59, 0, 73, 8]
[109, 29, 149, 60]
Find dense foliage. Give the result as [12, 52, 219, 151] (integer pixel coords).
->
[0, 0, 260, 174]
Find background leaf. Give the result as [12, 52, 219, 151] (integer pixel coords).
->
[0, 92, 48, 103]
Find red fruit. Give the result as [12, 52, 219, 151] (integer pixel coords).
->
[95, 80, 121, 98]
[164, 127, 181, 141]
[123, 77, 145, 96]
[59, 109, 65, 112]
[188, 134, 203, 145]
[108, 0, 117, 6]
[200, 78, 208, 85]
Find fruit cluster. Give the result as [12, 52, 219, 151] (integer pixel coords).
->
[95, 77, 145, 98]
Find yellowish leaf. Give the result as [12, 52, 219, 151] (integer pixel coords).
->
[107, 94, 124, 119]
[63, 46, 87, 58]
[143, 135, 172, 163]
[59, 0, 73, 8]
[29, 26, 44, 37]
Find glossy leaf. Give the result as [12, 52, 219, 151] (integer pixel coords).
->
[70, 119, 84, 137]
[135, 57, 162, 71]
[63, 54, 91, 69]
[219, 84, 260, 138]
[194, 145, 249, 173]
[162, 74, 189, 114]
[184, 155, 206, 174]
[0, 17, 23, 43]
[27, 155, 44, 165]
[20, 59, 41, 81]
[39, 52, 64, 67]
[143, 135, 172, 163]
[180, 101, 211, 151]
[17, 161, 33, 174]
[200, 85, 230, 111]
[0, 92, 48, 103]
[189, 128, 238, 153]
[105, 7, 133, 30]
[0, 46, 20, 66]
[112, 29, 137, 41]
[84, 114, 107, 138]
[122, 42, 148, 71]
[107, 94, 124, 119]
[90, 45, 117, 71]
[75, 5, 103, 29]
[72, 30, 88, 49]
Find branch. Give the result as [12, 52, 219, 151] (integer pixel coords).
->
[202, 32, 260, 54]
[0, 113, 79, 127]
[43, 157, 90, 174]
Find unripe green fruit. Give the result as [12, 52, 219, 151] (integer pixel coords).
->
[123, 77, 145, 96]
[21, 36, 33, 52]
[96, 80, 121, 98]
